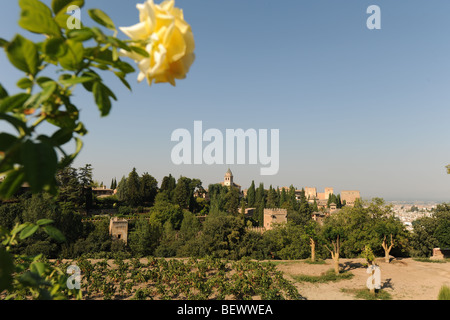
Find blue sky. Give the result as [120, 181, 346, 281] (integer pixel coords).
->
[1, 0, 450, 201]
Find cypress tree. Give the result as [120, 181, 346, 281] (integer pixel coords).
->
[280, 188, 287, 207]
[127, 168, 142, 207]
[255, 183, 265, 226]
[116, 176, 128, 202]
[247, 180, 256, 208]
[266, 185, 278, 208]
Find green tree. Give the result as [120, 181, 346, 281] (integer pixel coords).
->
[322, 198, 409, 258]
[56, 166, 81, 207]
[336, 194, 342, 208]
[240, 198, 246, 216]
[173, 176, 191, 210]
[0, 201, 23, 230]
[303, 220, 322, 262]
[179, 211, 201, 241]
[155, 221, 179, 257]
[128, 218, 162, 257]
[411, 204, 450, 257]
[197, 211, 245, 259]
[266, 185, 279, 208]
[254, 183, 265, 226]
[78, 164, 94, 211]
[160, 174, 176, 199]
[110, 178, 118, 190]
[150, 195, 184, 229]
[286, 186, 299, 211]
[279, 188, 287, 207]
[140, 172, 158, 206]
[224, 186, 241, 215]
[247, 181, 256, 207]
[208, 183, 227, 214]
[126, 168, 141, 207]
[116, 176, 128, 202]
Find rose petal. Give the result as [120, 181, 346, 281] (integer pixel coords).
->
[119, 21, 150, 41]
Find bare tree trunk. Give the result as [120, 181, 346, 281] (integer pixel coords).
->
[381, 234, 394, 263]
[334, 257, 339, 275]
[310, 237, 316, 262]
[325, 235, 340, 275]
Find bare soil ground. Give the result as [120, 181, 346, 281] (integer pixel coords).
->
[275, 258, 450, 300]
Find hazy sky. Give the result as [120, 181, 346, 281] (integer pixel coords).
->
[1, 0, 450, 201]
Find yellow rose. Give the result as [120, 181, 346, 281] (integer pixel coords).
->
[119, 0, 195, 86]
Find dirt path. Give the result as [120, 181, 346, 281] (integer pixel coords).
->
[276, 258, 450, 300]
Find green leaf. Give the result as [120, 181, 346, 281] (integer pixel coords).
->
[43, 37, 67, 58]
[130, 46, 150, 58]
[36, 77, 55, 86]
[46, 112, 77, 129]
[90, 27, 106, 42]
[20, 140, 58, 193]
[93, 82, 116, 117]
[114, 61, 135, 74]
[0, 93, 31, 113]
[5, 35, 39, 75]
[58, 39, 84, 71]
[73, 122, 87, 136]
[18, 271, 43, 287]
[0, 133, 18, 152]
[24, 81, 58, 112]
[112, 47, 118, 62]
[60, 75, 95, 86]
[52, 0, 84, 15]
[0, 84, 8, 100]
[43, 225, 66, 243]
[0, 113, 30, 136]
[16, 78, 33, 90]
[18, 0, 62, 37]
[0, 169, 26, 200]
[51, 128, 73, 146]
[107, 36, 131, 51]
[58, 137, 82, 168]
[19, 223, 39, 240]
[11, 223, 28, 236]
[114, 72, 131, 91]
[67, 28, 94, 42]
[38, 81, 58, 103]
[0, 38, 8, 48]
[0, 248, 14, 291]
[54, 11, 77, 30]
[36, 219, 54, 226]
[30, 262, 46, 276]
[88, 9, 116, 31]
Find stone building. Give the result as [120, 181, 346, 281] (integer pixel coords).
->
[109, 217, 128, 244]
[303, 187, 335, 202]
[304, 187, 317, 201]
[93, 185, 115, 198]
[220, 168, 241, 191]
[263, 208, 287, 230]
[341, 190, 361, 207]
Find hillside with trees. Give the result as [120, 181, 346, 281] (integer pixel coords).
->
[1, 166, 448, 262]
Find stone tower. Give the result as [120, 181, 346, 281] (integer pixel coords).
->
[324, 187, 334, 199]
[224, 168, 233, 187]
[109, 217, 128, 244]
